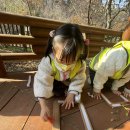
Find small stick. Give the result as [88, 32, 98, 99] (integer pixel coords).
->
[101, 94, 112, 107]
[101, 94, 129, 108]
[58, 100, 64, 104]
[27, 75, 31, 87]
[120, 95, 129, 102]
[79, 103, 93, 130]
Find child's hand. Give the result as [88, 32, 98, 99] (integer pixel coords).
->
[38, 98, 51, 122]
[112, 90, 121, 96]
[93, 92, 102, 100]
[62, 93, 75, 109]
[123, 91, 130, 98]
[40, 105, 50, 121]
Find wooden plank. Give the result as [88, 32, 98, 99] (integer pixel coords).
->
[86, 36, 105, 42]
[115, 121, 130, 129]
[7, 71, 36, 81]
[23, 103, 52, 130]
[0, 34, 47, 45]
[89, 42, 115, 47]
[61, 111, 85, 130]
[0, 81, 19, 99]
[0, 12, 122, 35]
[0, 12, 63, 28]
[52, 100, 60, 130]
[0, 88, 35, 130]
[61, 104, 79, 118]
[30, 27, 52, 38]
[0, 87, 18, 110]
[83, 28, 122, 36]
[87, 102, 130, 130]
[61, 89, 104, 117]
[0, 82, 19, 110]
[0, 81, 29, 110]
[32, 45, 48, 55]
[23, 98, 54, 130]
[1, 53, 42, 60]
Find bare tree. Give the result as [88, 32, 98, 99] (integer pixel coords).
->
[105, 0, 126, 29]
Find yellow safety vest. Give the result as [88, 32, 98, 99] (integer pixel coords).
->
[89, 41, 130, 79]
[50, 58, 82, 81]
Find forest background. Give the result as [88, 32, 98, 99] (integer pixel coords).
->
[0, 0, 130, 31]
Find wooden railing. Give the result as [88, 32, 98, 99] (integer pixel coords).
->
[0, 11, 122, 77]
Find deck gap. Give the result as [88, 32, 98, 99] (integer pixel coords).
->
[22, 101, 37, 130]
[0, 89, 19, 111]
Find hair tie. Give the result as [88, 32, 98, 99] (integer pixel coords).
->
[49, 30, 55, 37]
[84, 39, 90, 46]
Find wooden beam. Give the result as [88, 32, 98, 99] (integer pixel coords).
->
[0, 12, 122, 36]
[0, 34, 48, 45]
[52, 100, 60, 130]
[0, 12, 63, 28]
[30, 27, 52, 38]
[1, 53, 42, 60]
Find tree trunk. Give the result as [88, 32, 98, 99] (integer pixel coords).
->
[88, 0, 92, 25]
[105, 0, 112, 29]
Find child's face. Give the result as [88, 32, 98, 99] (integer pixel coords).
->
[53, 42, 75, 65]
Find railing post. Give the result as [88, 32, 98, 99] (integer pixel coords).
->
[0, 55, 6, 78]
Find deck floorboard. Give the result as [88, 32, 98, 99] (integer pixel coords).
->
[0, 72, 129, 130]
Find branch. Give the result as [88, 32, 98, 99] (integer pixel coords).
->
[25, 0, 32, 16]
[111, 8, 126, 22]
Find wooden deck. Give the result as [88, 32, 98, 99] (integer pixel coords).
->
[0, 72, 130, 130]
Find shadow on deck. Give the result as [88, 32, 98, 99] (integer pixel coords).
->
[0, 72, 130, 130]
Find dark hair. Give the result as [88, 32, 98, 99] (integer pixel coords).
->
[45, 23, 87, 61]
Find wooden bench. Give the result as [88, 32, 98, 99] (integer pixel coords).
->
[0, 12, 122, 77]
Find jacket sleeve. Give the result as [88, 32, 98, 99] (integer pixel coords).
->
[68, 61, 86, 94]
[93, 48, 127, 93]
[111, 77, 130, 91]
[33, 57, 54, 98]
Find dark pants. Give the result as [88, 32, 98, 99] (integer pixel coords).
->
[89, 67, 114, 90]
[53, 80, 68, 97]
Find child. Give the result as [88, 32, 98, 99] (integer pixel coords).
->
[33, 23, 87, 121]
[88, 41, 130, 99]
[122, 16, 130, 40]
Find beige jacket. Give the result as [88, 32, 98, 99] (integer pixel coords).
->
[33, 55, 86, 98]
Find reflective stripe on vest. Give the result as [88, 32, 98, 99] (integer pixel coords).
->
[89, 41, 130, 79]
[50, 59, 82, 81]
[113, 41, 130, 79]
[89, 48, 111, 70]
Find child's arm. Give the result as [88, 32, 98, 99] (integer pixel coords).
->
[33, 57, 54, 121]
[68, 60, 86, 94]
[62, 61, 86, 109]
[34, 57, 54, 99]
[38, 98, 50, 121]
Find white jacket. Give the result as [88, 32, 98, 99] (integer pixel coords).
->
[33, 55, 86, 98]
[93, 47, 130, 93]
